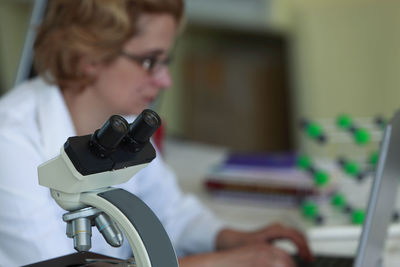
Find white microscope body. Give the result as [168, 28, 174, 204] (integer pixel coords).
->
[38, 110, 178, 267]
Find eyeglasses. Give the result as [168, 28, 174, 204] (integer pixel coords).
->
[120, 51, 172, 75]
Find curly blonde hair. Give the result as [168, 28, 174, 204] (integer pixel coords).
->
[34, 0, 183, 90]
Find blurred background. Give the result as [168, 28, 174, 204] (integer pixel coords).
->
[1, 0, 400, 156]
[2, 0, 400, 259]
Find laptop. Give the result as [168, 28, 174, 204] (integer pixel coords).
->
[295, 110, 400, 267]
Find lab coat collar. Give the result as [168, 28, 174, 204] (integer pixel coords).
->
[34, 77, 76, 160]
[33, 77, 140, 160]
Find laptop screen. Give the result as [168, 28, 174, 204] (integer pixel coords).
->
[354, 111, 400, 267]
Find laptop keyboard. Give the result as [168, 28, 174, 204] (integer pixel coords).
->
[294, 255, 354, 267]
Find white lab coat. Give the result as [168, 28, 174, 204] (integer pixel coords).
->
[0, 77, 225, 266]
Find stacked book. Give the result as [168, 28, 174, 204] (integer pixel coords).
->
[204, 152, 336, 206]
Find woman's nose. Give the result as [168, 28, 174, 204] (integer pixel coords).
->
[152, 66, 172, 90]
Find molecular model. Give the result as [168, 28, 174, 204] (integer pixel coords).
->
[297, 114, 398, 226]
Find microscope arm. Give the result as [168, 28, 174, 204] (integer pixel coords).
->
[80, 188, 178, 267]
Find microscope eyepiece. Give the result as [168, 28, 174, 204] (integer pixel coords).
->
[142, 110, 161, 128]
[90, 115, 129, 158]
[125, 109, 161, 151]
[130, 109, 161, 143]
[97, 115, 129, 149]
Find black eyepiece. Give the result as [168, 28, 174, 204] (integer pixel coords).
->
[142, 111, 161, 128]
[90, 115, 129, 157]
[125, 109, 161, 151]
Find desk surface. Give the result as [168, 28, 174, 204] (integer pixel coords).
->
[163, 138, 400, 267]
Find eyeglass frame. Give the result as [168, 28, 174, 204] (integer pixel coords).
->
[120, 51, 172, 75]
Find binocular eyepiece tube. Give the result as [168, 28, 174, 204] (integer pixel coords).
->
[89, 109, 161, 157]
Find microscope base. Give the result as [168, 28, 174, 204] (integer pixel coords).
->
[23, 251, 120, 267]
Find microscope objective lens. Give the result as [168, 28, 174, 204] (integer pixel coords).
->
[72, 217, 92, 252]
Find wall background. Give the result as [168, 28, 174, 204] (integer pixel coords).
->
[1, 0, 399, 155]
[0, 0, 32, 93]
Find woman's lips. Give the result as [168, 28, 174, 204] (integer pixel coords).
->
[145, 96, 156, 103]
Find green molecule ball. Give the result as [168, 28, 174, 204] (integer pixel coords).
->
[369, 151, 379, 166]
[306, 122, 322, 139]
[314, 170, 330, 186]
[301, 201, 319, 219]
[296, 155, 312, 170]
[344, 161, 360, 176]
[331, 193, 346, 208]
[355, 128, 370, 145]
[352, 209, 366, 225]
[337, 114, 352, 129]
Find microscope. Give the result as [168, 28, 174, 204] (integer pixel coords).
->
[38, 109, 178, 267]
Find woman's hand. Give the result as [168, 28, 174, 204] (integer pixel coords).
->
[216, 223, 314, 262]
[179, 242, 296, 267]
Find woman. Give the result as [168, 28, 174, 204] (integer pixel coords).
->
[0, 0, 312, 266]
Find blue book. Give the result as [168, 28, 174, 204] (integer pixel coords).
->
[224, 152, 296, 169]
